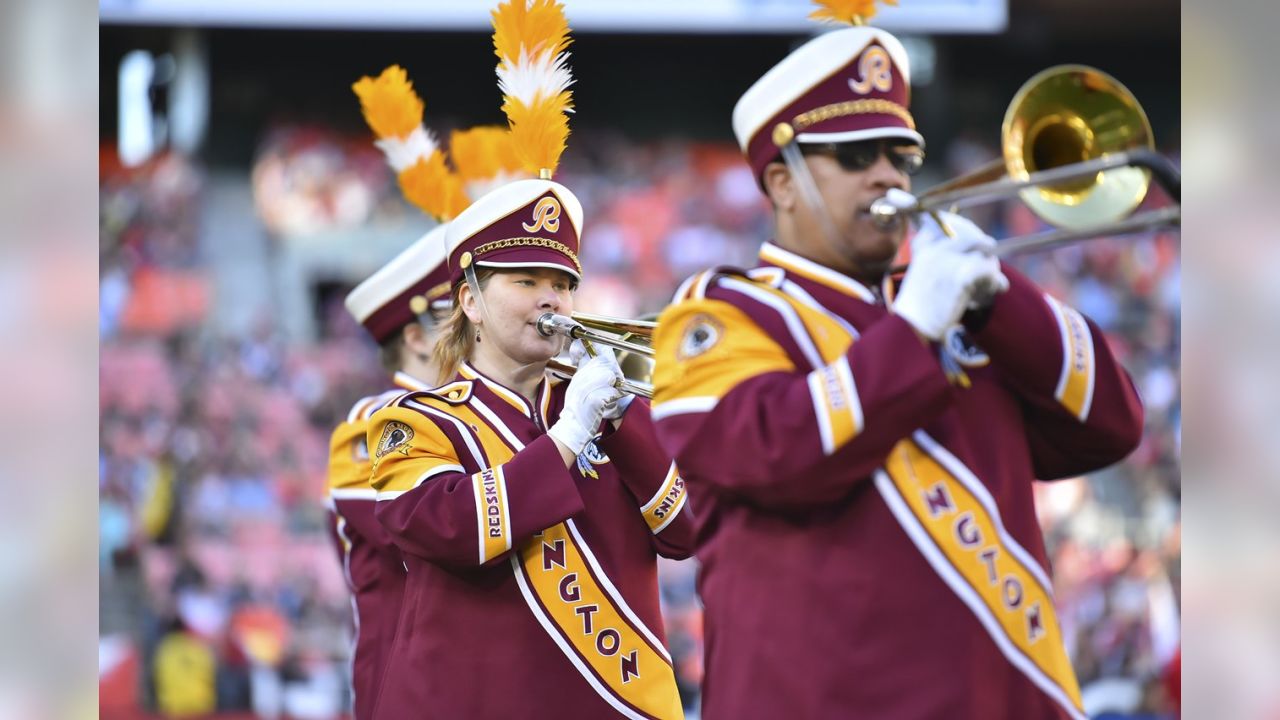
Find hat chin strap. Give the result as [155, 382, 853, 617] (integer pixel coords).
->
[779, 140, 845, 258]
[464, 263, 494, 342]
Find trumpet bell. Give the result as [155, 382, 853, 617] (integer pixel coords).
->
[1003, 65, 1154, 230]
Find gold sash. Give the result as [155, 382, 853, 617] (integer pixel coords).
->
[750, 279, 1086, 719]
[514, 523, 684, 719]
[448, 391, 684, 719]
[878, 438, 1086, 718]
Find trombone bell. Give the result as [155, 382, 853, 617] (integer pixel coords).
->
[869, 64, 1162, 237]
[1003, 64, 1154, 229]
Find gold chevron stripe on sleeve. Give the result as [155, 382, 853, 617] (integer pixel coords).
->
[1045, 294, 1096, 421]
[639, 463, 687, 534]
[806, 354, 864, 455]
[473, 466, 512, 563]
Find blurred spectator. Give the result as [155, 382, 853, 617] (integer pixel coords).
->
[152, 619, 217, 717]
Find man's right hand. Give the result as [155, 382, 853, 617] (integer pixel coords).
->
[891, 207, 1009, 341]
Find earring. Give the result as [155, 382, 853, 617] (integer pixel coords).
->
[475, 330, 481, 343]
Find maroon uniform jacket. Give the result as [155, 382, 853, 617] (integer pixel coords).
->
[365, 362, 694, 719]
[326, 372, 429, 720]
[650, 242, 1144, 720]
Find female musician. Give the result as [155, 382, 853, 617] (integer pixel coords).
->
[366, 5, 691, 714]
[364, 173, 692, 719]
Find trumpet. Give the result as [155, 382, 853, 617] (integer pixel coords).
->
[870, 64, 1180, 255]
[538, 312, 655, 398]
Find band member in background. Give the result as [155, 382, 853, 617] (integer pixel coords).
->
[326, 224, 451, 720]
[327, 66, 526, 719]
[649, 2, 1144, 718]
[364, 2, 691, 717]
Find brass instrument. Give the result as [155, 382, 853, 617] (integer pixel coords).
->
[870, 64, 1181, 257]
[540, 67, 1179, 395]
[538, 312, 655, 398]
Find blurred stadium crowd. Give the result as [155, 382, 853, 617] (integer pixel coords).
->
[99, 123, 1180, 718]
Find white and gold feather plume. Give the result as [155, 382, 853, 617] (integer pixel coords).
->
[352, 65, 468, 220]
[450, 125, 526, 200]
[491, 0, 575, 178]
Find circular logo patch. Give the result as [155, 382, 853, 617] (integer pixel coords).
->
[677, 314, 724, 360]
[944, 326, 990, 368]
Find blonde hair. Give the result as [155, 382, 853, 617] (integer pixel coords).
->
[430, 268, 496, 384]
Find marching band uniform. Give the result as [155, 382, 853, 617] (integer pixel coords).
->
[650, 22, 1144, 720]
[367, 179, 692, 719]
[325, 225, 452, 720]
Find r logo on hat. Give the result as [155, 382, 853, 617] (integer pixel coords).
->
[849, 45, 893, 94]
[522, 196, 562, 234]
[732, 25, 924, 185]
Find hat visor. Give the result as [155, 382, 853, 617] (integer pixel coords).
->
[477, 260, 582, 281]
[797, 127, 925, 149]
[473, 245, 581, 281]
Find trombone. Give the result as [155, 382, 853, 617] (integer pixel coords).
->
[539, 312, 656, 398]
[871, 64, 1180, 259]
[539, 66, 1180, 397]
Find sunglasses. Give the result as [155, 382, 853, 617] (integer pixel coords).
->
[800, 140, 925, 176]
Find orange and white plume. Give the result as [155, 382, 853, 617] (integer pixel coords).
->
[352, 65, 469, 220]
[449, 125, 526, 200]
[491, 0, 574, 177]
[809, 0, 897, 25]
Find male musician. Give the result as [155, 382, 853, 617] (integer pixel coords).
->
[649, 19, 1145, 720]
[325, 225, 451, 720]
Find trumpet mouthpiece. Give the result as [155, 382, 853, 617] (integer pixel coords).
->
[869, 197, 905, 229]
[536, 313, 580, 339]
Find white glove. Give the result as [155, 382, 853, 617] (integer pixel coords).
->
[892, 208, 1009, 341]
[568, 340, 635, 422]
[602, 390, 636, 422]
[549, 353, 624, 455]
[567, 339, 591, 367]
[917, 210, 1010, 307]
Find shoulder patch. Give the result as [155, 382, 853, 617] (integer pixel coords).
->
[375, 420, 415, 460]
[677, 313, 725, 360]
